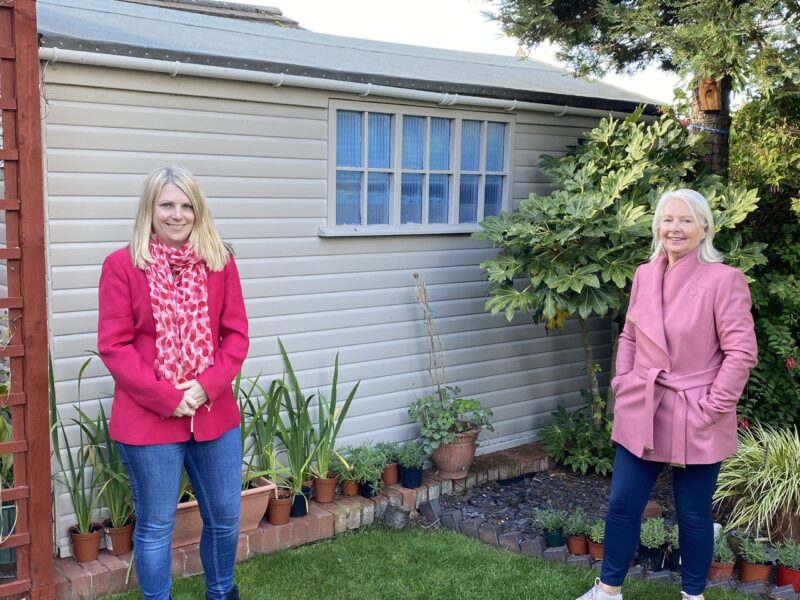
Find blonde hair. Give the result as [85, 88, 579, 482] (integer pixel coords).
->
[130, 166, 230, 271]
[649, 189, 723, 264]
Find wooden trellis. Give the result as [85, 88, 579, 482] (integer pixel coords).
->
[0, 0, 55, 598]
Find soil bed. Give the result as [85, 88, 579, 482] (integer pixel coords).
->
[440, 465, 729, 537]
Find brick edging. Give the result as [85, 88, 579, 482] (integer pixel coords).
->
[53, 443, 553, 600]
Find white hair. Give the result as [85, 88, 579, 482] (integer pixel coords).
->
[649, 188, 723, 264]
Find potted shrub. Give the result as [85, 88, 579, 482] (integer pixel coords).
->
[408, 386, 493, 479]
[564, 508, 590, 555]
[588, 519, 605, 560]
[349, 442, 385, 498]
[308, 352, 359, 504]
[397, 440, 425, 489]
[738, 537, 772, 584]
[708, 531, 736, 580]
[376, 442, 401, 485]
[638, 517, 667, 573]
[331, 448, 358, 496]
[777, 539, 800, 592]
[534, 508, 567, 548]
[665, 523, 680, 572]
[714, 424, 800, 541]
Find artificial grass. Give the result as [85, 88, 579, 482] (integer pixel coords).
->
[109, 526, 750, 600]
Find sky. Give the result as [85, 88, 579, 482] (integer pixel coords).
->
[240, 0, 680, 104]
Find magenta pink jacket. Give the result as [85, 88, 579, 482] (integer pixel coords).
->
[97, 247, 249, 445]
[610, 249, 757, 465]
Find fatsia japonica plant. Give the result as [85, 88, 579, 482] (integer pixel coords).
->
[475, 108, 763, 474]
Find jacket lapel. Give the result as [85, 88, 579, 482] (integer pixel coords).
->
[629, 256, 670, 365]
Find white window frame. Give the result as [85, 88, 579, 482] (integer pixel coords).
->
[320, 99, 515, 237]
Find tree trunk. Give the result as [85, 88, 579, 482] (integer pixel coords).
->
[690, 75, 732, 177]
[578, 316, 602, 424]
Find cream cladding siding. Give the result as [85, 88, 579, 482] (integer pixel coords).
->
[44, 62, 611, 556]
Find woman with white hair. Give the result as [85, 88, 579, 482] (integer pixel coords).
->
[98, 166, 248, 600]
[578, 189, 757, 600]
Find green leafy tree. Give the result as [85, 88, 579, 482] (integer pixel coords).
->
[476, 109, 762, 432]
[487, 0, 800, 174]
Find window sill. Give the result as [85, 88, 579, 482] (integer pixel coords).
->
[318, 224, 482, 237]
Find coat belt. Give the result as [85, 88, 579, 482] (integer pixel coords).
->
[633, 361, 720, 465]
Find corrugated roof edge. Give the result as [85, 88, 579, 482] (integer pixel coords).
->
[38, 34, 660, 115]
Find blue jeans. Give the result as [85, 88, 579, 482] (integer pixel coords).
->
[600, 445, 721, 596]
[118, 426, 241, 600]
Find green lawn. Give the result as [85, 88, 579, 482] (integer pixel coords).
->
[110, 527, 750, 600]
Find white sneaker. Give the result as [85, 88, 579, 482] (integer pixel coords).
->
[576, 578, 623, 600]
[681, 593, 703, 600]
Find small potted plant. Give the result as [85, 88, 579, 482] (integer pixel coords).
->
[376, 442, 401, 485]
[638, 517, 667, 573]
[665, 523, 680, 572]
[331, 448, 358, 496]
[397, 440, 425, 489]
[349, 442, 385, 498]
[738, 537, 772, 584]
[408, 386, 493, 479]
[777, 539, 800, 592]
[534, 508, 567, 548]
[588, 519, 604, 560]
[708, 530, 736, 580]
[564, 508, 590, 556]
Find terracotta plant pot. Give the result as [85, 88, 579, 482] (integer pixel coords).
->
[240, 477, 276, 531]
[381, 463, 399, 485]
[431, 429, 479, 479]
[340, 479, 359, 496]
[173, 494, 203, 547]
[103, 518, 134, 556]
[312, 474, 337, 504]
[69, 523, 103, 563]
[588, 541, 604, 561]
[738, 559, 771, 584]
[777, 563, 800, 592]
[707, 560, 735, 581]
[567, 535, 589, 556]
[266, 489, 294, 526]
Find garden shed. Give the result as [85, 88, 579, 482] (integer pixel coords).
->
[35, 0, 658, 557]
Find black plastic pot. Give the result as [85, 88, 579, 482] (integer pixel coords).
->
[638, 545, 665, 573]
[358, 482, 378, 498]
[544, 529, 564, 548]
[0, 503, 16, 581]
[399, 465, 423, 489]
[289, 486, 311, 518]
[667, 548, 681, 571]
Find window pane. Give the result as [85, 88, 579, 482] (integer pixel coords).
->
[429, 174, 449, 224]
[486, 122, 506, 171]
[367, 172, 390, 224]
[430, 118, 451, 170]
[461, 120, 481, 171]
[484, 175, 503, 217]
[402, 116, 424, 169]
[336, 171, 362, 225]
[401, 173, 423, 224]
[459, 174, 479, 223]
[368, 113, 391, 169]
[336, 111, 362, 168]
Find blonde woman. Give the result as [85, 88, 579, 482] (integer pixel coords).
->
[98, 166, 248, 600]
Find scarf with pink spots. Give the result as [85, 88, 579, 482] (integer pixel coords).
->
[145, 235, 214, 385]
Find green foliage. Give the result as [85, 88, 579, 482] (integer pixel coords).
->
[713, 532, 735, 563]
[564, 508, 591, 537]
[396, 440, 426, 469]
[0, 407, 12, 491]
[589, 519, 605, 544]
[488, 0, 800, 95]
[640, 517, 667, 549]
[346, 442, 386, 492]
[408, 386, 494, 454]
[739, 537, 771, 565]
[241, 376, 283, 486]
[730, 92, 800, 425]
[375, 441, 401, 464]
[533, 508, 567, 532]
[539, 390, 614, 476]
[777, 540, 800, 570]
[667, 524, 679, 551]
[714, 425, 800, 538]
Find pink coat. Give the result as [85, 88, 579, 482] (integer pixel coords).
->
[610, 248, 757, 465]
[97, 247, 249, 445]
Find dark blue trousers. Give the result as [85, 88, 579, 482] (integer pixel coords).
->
[600, 445, 721, 596]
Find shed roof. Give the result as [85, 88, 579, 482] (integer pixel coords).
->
[37, 0, 660, 113]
